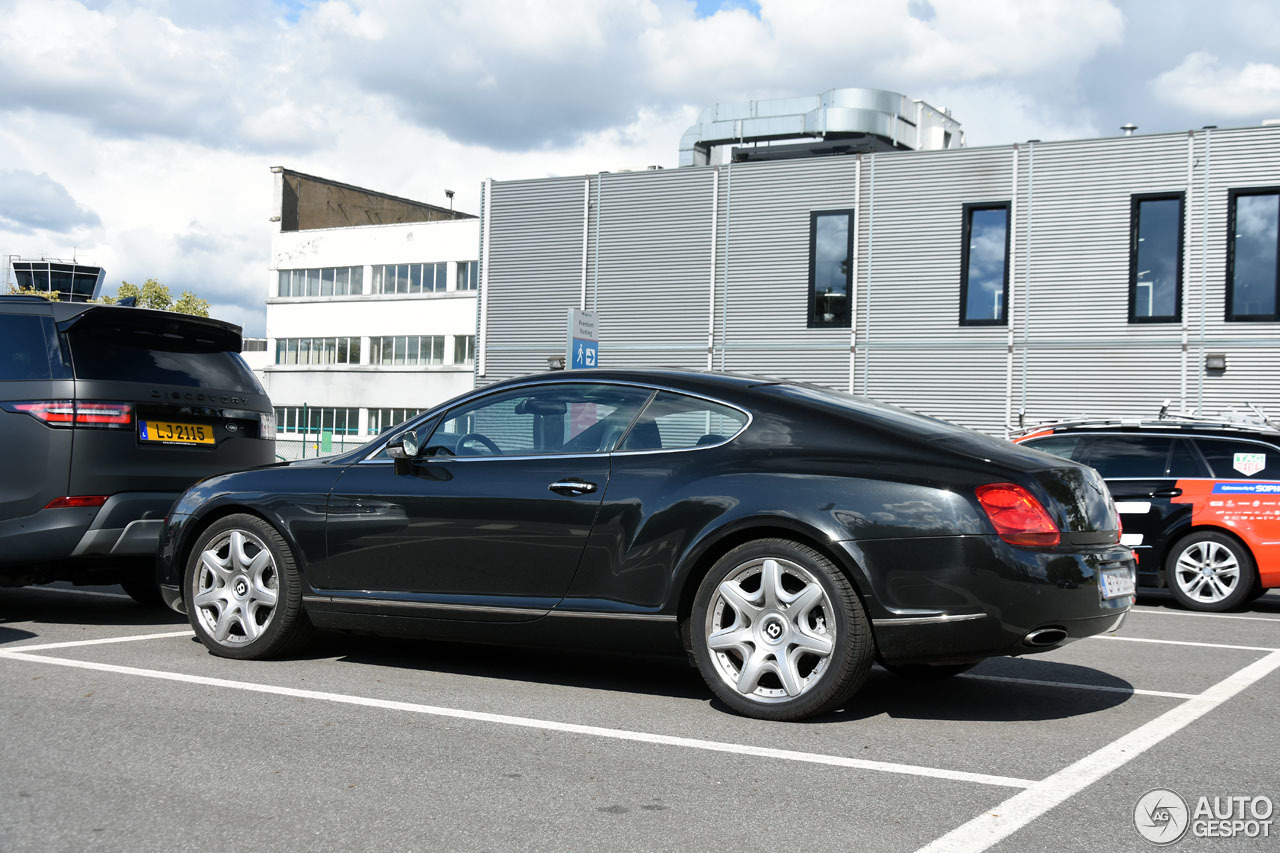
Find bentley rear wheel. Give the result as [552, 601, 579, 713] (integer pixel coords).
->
[690, 539, 873, 721]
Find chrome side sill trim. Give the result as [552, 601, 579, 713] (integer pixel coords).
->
[872, 613, 989, 626]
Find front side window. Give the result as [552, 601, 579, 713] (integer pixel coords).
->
[428, 384, 651, 457]
[807, 211, 853, 328]
[1227, 189, 1280, 321]
[960, 203, 1010, 325]
[617, 392, 748, 452]
[1130, 193, 1183, 322]
[1080, 436, 1174, 479]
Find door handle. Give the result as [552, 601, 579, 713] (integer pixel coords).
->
[549, 479, 597, 496]
[1151, 488, 1182, 498]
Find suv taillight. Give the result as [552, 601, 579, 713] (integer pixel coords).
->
[8, 400, 134, 429]
[975, 483, 1061, 547]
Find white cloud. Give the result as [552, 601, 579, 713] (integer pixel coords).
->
[0, 169, 101, 234]
[1153, 52, 1280, 117]
[0, 0, 1270, 338]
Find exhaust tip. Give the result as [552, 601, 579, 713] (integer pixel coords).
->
[1023, 627, 1068, 647]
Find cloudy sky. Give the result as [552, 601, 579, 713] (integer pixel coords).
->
[3, 0, 1278, 335]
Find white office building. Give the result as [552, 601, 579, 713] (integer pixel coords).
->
[264, 168, 479, 453]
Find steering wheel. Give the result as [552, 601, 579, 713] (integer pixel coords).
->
[456, 432, 502, 456]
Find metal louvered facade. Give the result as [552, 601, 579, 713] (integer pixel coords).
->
[479, 124, 1280, 436]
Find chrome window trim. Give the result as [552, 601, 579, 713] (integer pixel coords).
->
[359, 377, 754, 462]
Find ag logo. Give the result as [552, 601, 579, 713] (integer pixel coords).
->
[1134, 788, 1189, 845]
[1234, 452, 1266, 477]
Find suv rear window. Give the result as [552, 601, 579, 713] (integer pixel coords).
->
[68, 331, 263, 393]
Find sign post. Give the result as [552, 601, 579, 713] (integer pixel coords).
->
[567, 309, 598, 369]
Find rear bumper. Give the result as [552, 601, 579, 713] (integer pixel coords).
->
[843, 536, 1135, 666]
[0, 492, 177, 579]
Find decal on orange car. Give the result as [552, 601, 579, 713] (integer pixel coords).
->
[1172, 480, 1280, 587]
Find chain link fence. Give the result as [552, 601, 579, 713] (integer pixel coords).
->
[272, 434, 367, 461]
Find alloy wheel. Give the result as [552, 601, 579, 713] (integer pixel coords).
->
[703, 557, 836, 702]
[1172, 539, 1240, 605]
[192, 528, 280, 646]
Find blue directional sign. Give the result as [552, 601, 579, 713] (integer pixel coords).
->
[566, 309, 598, 370]
[571, 337, 598, 369]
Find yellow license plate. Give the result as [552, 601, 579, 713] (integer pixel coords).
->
[139, 420, 214, 445]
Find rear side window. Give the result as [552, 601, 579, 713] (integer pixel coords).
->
[1081, 436, 1174, 478]
[1022, 435, 1083, 461]
[0, 315, 54, 381]
[618, 392, 747, 452]
[1195, 439, 1277, 478]
[67, 331, 263, 393]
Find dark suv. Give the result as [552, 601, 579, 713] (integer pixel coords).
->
[1016, 416, 1280, 611]
[0, 296, 275, 601]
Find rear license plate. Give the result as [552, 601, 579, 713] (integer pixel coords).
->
[1100, 567, 1136, 600]
[139, 420, 214, 445]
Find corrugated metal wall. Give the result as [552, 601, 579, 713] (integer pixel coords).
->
[480, 125, 1280, 434]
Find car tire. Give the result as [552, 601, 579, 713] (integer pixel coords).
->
[184, 514, 313, 659]
[1165, 530, 1257, 612]
[880, 661, 979, 680]
[690, 538, 873, 721]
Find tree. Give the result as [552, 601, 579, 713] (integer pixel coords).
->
[6, 285, 60, 300]
[172, 290, 210, 317]
[99, 278, 209, 317]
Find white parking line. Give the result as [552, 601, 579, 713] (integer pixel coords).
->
[0, 649, 1034, 790]
[959, 673, 1195, 700]
[5, 630, 193, 652]
[1090, 635, 1278, 652]
[917, 648, 1280, 853]
[10, 586, 130, 600]
[1131, 607, 1280, 624]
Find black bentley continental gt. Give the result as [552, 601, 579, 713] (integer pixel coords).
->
[159, 369, 1134, 721]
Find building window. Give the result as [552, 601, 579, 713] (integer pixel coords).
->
[457, 261, 478, 291]
[370, 407, 426, 434]
[454, 334, 475, 365]
[370, 335, 445, 365]
[371, 262, 449, 295]
[1227, 188, 1280, 321]
[277, 267, 363, 298]
[274, 337, 361, 365]
[1129, 193, 1183, 323]
[273, 406, 360, 435]
[960, 202, 1010, 325]
[807, 211, 853, 328]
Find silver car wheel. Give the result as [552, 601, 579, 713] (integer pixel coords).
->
[703, 557, 835, 703]
[192, 528, 279, 647]
[1173, 539, 1240, 604]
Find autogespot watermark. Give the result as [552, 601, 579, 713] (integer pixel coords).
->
[1134, 788, 1274, 845]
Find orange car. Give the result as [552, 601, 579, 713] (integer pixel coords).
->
[1016, 417, 1280, 611]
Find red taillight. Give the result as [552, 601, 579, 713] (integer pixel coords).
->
[11, 400, 132, 428]
[45, 496, 109, 509]
[975, 483, 1061, 547]
[15, 401, 76, 424]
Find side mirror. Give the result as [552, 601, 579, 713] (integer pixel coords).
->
[385, 431, 420, 475]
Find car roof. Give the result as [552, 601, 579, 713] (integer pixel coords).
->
[1016, 418, 1280, 443]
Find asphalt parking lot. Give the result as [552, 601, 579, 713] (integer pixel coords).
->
[2, 585, 1278, 852]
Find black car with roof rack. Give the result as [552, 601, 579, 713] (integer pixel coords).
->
[0, 295, 275, 602]
[1013, 408, 1280, 611]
